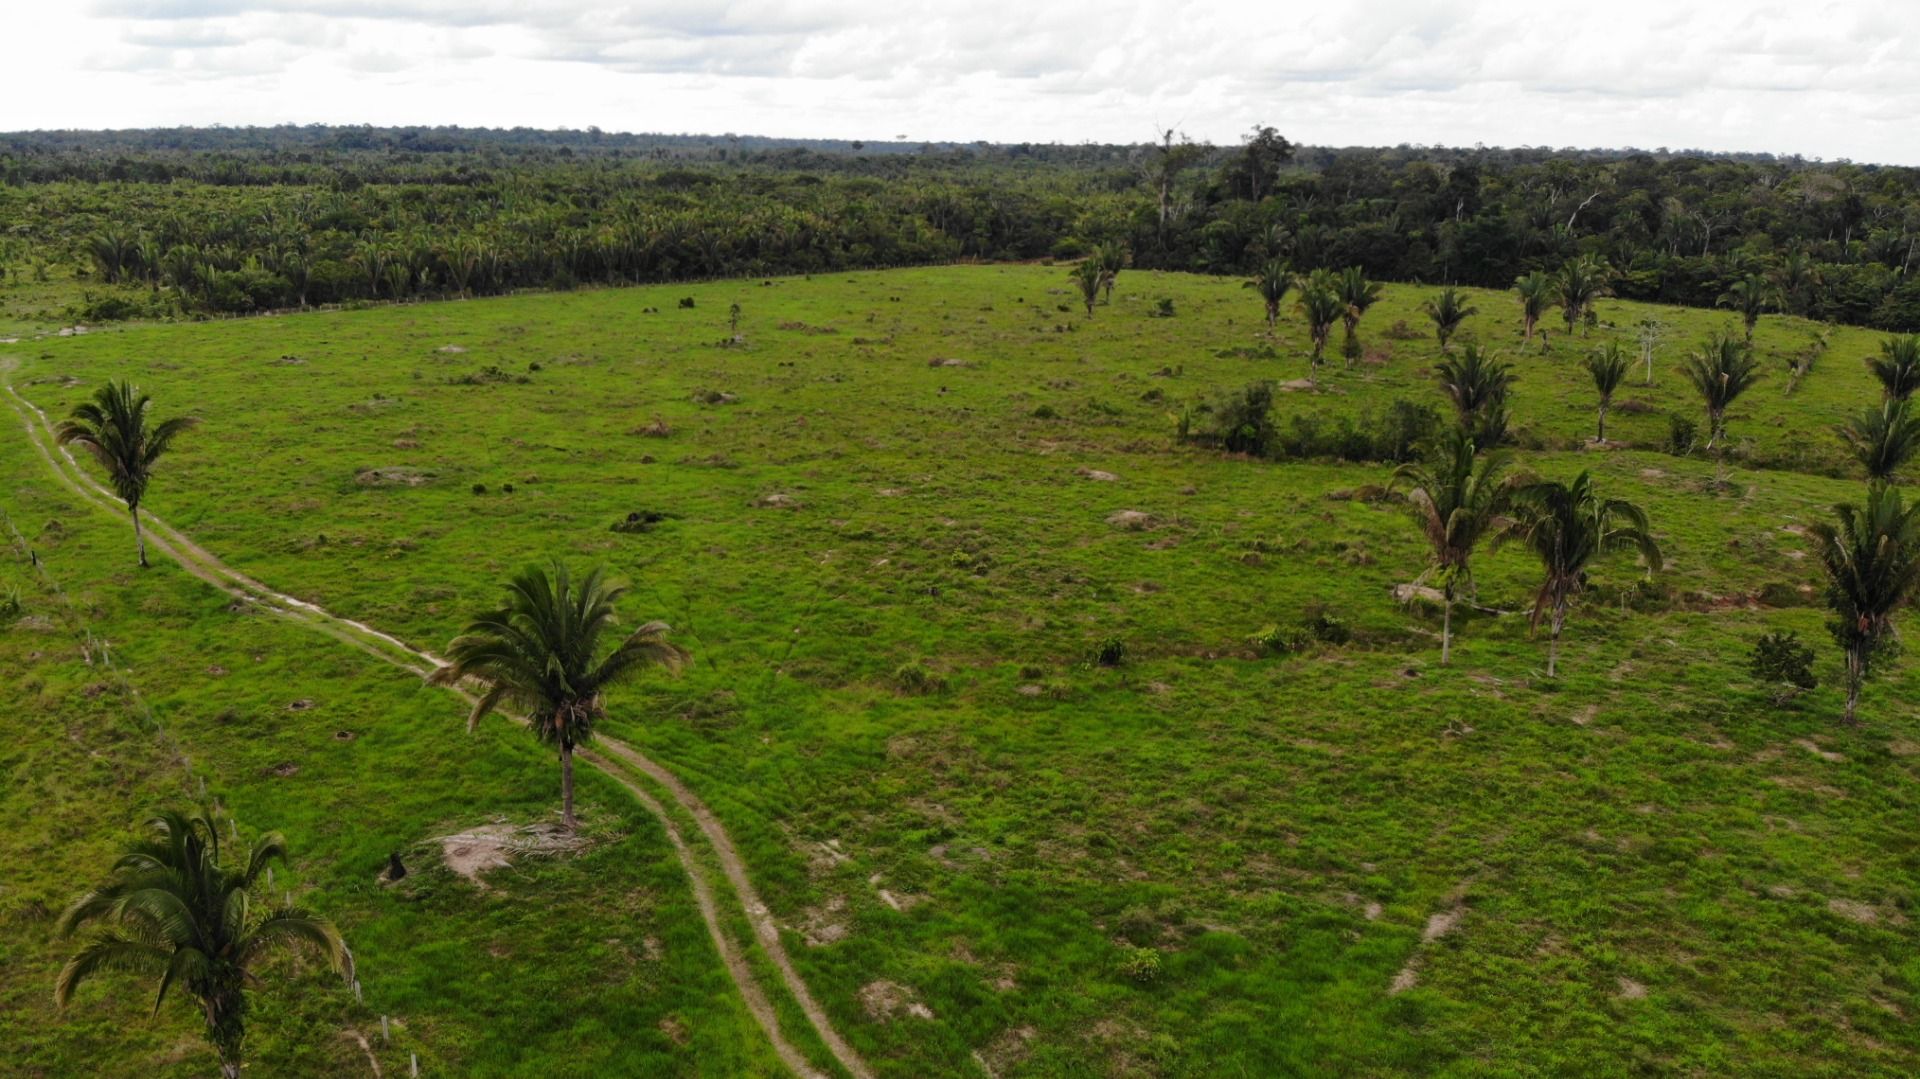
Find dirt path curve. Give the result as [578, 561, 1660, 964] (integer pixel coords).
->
[2, 364, 873, 1079]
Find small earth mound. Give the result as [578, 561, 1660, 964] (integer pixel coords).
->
[435, 344, 469, 354]
[1617, 977, 1648, 1000]
[355, 467, 435, 488]
[859, 979, 934, 1022]
[928, 357, 969, 367]
[755, 492, 802, 509]
[269, 762, 299, 778]
[288, 698, 316, 711]
[1076, 468, 1118, 482]
[1106, 509, 1156, 531]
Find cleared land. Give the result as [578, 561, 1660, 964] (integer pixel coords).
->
[4, 265, 1919, 1076]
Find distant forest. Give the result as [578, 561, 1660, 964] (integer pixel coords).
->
[4, 124, 1919, 329]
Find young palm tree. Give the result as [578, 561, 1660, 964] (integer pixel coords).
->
[1434, 343, 1517, 448]
[1390, 430, 1512, 664]
[1422, 287, 1477, 351]
[1513, 271, 1556, 346]
[55, 380, 198, 568]
[55, 809, 349, 1079]
[1096, 242, 1126, 303]
[1717, 273, 1783, 342]
[428, 562, 688, 830]
[1774, 249, 1822, 316]
[1244, 257, 1292, 332]
[1584, 342, 1631, 443]
[1335, 266, 1384, 368]
[1680, 332, 1763, 449]
[1811, 484, 1920, 724]
[1496, 472, 1662, 677]
[1838, 400, 1920, 482]
[1070, 259, 1106, 317]
[1869, 335, 1920, 402]
[1296, 272, 1344, 373]
[1555, 256, 1611, 336]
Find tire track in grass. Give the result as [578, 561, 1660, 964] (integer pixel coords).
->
[3, 364, 872, 1079]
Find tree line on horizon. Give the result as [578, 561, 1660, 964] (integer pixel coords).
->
[7, 124, 1920, 331]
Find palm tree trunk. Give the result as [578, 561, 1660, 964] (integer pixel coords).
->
[560, 743, 577, 830]
[1597, 403, 1607, 443]
[131, 505, 148, 568]
[1844, 646, 1863, 726]
[1441, 593, 1453, 665]
[1547, 601, 1566, 678]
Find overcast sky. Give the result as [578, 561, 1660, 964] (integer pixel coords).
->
[2, 1, 1911, 163]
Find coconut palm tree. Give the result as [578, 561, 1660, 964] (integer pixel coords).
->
[1244, 257, 1291, 332]
[1495, 472, 1662, 678]
[1390, 429, 1512, 664]
[1434, 344, 1516, 448]
[428, 562, 688, 830]
[1717, 273, 1783, 342]
[54, 809, 349, 1079]
[1584, 342, 1631, 443]
[1335, 266, 1384, 368]
[1423, 287, 1477, 351]
[1070, 259, 1106, 317]
[1514, 271, 1556, 346]
[1680, 332, 1762, 450]
[1296, 272, 1344, 373]
[55, 381, 198, 568]
[1869, 335, 1920, 402]
[1811, 484, 1920, 724]
[1555, 256, 1611, 336]
[1838, 400, 1920, 482]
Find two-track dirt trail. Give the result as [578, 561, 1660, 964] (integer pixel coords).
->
[2, 363, 874, 1079]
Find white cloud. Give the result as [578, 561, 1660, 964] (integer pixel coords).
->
[0, 1, 1909, 163]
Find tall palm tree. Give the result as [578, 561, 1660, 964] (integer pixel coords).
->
[1869, 335, 1920, 402]
[1838, 400, 1920, 482]
[1811, 484, 1920, 724]
[56, 381, 198, 568]
[1244, 257, 1291, 332]
[55, 809, 349, 1079]
[1555, 256, 1612, 336]
[1335, 266, 1384, 368]
[1495, 472, 1662, 677]
[1070, 259, 1107, 317]
[1434, 344, 1517, 448]
[1680, 332, 1762, 450]
[1717, 273, 1783, 342]
[1296, 272, 1344, 373]
[428, 562, 688, 830]
[1390, 430, 1512, 664]
[1513, 271, 1557, 346]
[1584, 342, 1631, 443]
[1423, 287, 1477, 351]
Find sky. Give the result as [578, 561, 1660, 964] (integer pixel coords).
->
[1, 1, 1913, 164]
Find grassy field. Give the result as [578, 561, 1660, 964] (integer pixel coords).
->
[4, 264, 1920, 1076]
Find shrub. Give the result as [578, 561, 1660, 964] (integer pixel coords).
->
[0, 585, 21, 623]
[1093, 636, 1127, 667]
[1118, 945, 1162, 983]
[1303, 613, 1351, 645]
[1031, 404, 1060, 420]
[1152, 298, 1176, 318]
[1666, 415, 1698, 456]
[1187, 382, 1275, 455]
[677, 296, 696, 308]
[1271, 398, 1440, 463]
[1749, 630, 1817, 700]
[471, 483, 487, 495]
